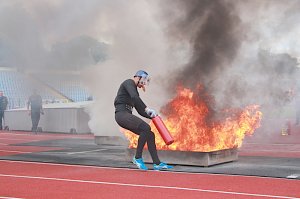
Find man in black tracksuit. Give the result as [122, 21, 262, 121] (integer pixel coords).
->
[295, 88, 300, 125]
[114, 70, 173, 171]
[27, 90, 43, 133]
[0, 91, 8, 130]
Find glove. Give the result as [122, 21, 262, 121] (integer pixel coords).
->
[145, 107, 157, 118]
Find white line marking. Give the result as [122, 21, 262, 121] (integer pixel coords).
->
[0, 143, 8, 145]
[0, 174, 298, 199]
[0, 150, 32, 154]
[0, 197, 24, 199]
[286, 174, 300, 179]
[244, 143, 299, 146]
[67, 149, 107, 155]
[1, 131, 94, 137]
[0, 132, 92, 138]
[240, 149, 300, 153]
[0, 148, 66, 154]
[0, 160, 291, 181]
[0, 138, 40, 141]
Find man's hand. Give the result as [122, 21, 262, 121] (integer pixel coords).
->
[145, 107, 157, 118]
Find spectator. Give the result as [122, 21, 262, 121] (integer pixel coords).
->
[27, 89, 43, 133]
[0, 91, 8, 130]
[295, 87, 300, 125]
[87, 96, 93, 101]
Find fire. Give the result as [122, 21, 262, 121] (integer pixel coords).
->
[123, 85, 262, 152]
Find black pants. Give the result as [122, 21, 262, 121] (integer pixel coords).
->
[31, 111, 40, 132]
[296, 108, 300, 124]
[115, 111, 160, 164]
[0, 110, 4, 130]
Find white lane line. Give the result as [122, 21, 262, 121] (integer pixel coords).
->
[239, 149, 300, 152]
[0, 149, 67, 154]
[0, 150, 31, 154]
[0, 132, 92, 139]
[0, 197, 24, 199]
[0, 143, 8, 145]
[1, 132, 92, 136]
[244, 143, 299, 146]
[0, 174, 298, 199]
[67, 149, 107, 155]
[0, 138, 40, 141]
[286, 174, 300, 179]
[0, 159, 294, 181]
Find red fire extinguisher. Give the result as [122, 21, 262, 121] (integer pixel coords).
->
[152, 116, 174, 145]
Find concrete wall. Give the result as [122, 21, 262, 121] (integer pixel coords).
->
[4, 107, 91, 133]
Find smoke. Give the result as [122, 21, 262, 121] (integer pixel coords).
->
[156, 0, 300, 135]
[0, 0, 107, 70]
[82, 1, 178, 136]
[1, 0, 300, 137]
[160, 0, 244, 88]
[0, 2, 46, 69]
[0, 0, 179, 137]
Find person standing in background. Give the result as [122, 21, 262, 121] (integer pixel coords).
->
[0, 91, 8, 130]
[295, 87, 300, 125]
[27, 89, 43, 133]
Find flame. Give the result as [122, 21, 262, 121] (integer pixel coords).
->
[123, 85, 262, 152]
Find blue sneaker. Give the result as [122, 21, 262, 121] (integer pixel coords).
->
[153, 162, 173, 171]
[132, 157, 148, 171]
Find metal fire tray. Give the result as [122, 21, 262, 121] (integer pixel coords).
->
[126, 148, 238, 167]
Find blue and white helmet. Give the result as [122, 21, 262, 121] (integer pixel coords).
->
[134, 70, 150, 85]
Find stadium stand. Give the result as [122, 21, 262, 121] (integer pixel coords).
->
[0, 68, 91, 109]
[33, 73, 90, 102]
[0, 69, 35, 109]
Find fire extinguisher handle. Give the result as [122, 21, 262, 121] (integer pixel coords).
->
[145, 107, 157, 118]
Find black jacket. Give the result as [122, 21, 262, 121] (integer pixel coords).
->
[0, 96, 8, 111]
[114, 79, 151, 119]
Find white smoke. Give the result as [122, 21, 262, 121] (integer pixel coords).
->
[82, 1, 180, 136]
[212, 0, 300, 134]
[237, 0, 300, 60]
[1, 0, 300, 137]
[226, 0, 300, 105]
[0, 0, 182, 136]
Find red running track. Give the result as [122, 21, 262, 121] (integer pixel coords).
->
[0, 160, 299, 199]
